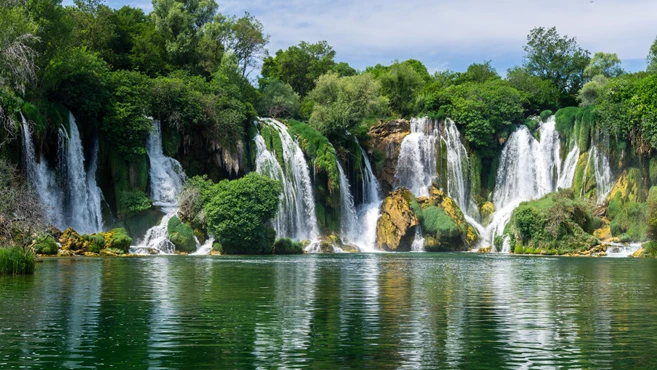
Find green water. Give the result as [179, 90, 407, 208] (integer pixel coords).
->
[1, 254, 656, 369]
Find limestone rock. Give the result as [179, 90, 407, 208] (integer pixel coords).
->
[376, 188, 419, 251]
[366, 119, 410, 193]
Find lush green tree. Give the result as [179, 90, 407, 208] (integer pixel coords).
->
[261, 40, 336, 97]
[584, 52, 623, 79]
[308, 72, 385, 138]
[151, 0, 218, 68]
[27, 0, 74, 73]
[258, 79, 299, 118]
[225, 12, 268, 77]
[0, 1, 39, 95]
[403, 59, 431, 81]
[648, 36, 657, 73]
[460, 61, 500, 83]
[69, 0, 117, 62]
[523, 27, 590, 103]
[505, 66, 559, 112]
[332, 61, 357, 77]
[577, 74, 608, 106]
[378, 61, 423, 117]
[204, 172, 281, 254]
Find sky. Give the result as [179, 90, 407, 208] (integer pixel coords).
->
[65, 0, 657, 74]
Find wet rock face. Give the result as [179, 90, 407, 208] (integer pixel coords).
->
[366, 120, 410, 194]
[376, 188, 419, 252]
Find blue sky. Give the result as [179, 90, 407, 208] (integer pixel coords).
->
[65, 0, 657, 74]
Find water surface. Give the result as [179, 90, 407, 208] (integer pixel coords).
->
[1, 254, 656, 369]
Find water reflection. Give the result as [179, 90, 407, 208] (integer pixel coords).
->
[1, 255, 657, 368]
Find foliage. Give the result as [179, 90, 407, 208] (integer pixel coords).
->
[584, 52, 623, 78]
[506, 190, 597, 254]
[272, 238, 304, 254]
[610, 201, 647, 242]
[506, 66, 560, 113]
[118, 190, 152, 218]
[287, 119, 339, 193]
[33, 235, 58, 255]
[540, 109, 553, 122]
[422, 79, 527, 156]
[378, 61, 424, 117]
[648, 36, 657, 73]
[523, 27, 590, 104]
[104, 228, 132, 253]
[178, 175, 214, 229]
[647, 186, 657, 241]
[596, 73, 657, 155]
[261, 41, 337, 97]
[578, 75, 609, 106]
[204, 172, 281, 254]
[167, 215, 196, 252]
[422, 206, 460, 239]
[257, 79, 299, 118]
[0, 247, 36, 275]
[308, 72, 385, 138]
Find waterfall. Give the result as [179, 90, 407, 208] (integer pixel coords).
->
[583, 134, 613, 203]
[395, 117, 439, 197]
[20, 115, 65, 227]
[411, 227, 425, 252]
[146, 120, 184, 209]
[254, 118, 319, 242]
[337, 161, 358, 242]
[481, 117, 577, 250]
[20, 112, 103, 234]
[132, 120, 186, 254]
[337, 142, 382, 252]
[604, 242, 642, 258]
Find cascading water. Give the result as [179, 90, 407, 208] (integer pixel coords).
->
[395, 117, 439, 197]
[21, 112, 103, 234]
[337, 161, 358, 242]
[337, 142, 382, 252]
[254, 118, 319, 242]
[582, 134, 613, 203]
[481, 117, 578, 250]
[132, 120, 186, 254]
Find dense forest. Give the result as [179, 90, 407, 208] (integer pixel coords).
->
[2, 0, 657, 271]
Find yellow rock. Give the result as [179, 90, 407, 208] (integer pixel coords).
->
[376, 188, 419, 251]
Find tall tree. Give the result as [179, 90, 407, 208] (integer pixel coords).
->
[648, 36, 657, 73]
[584, 52, 623, 78]
[261, 41, 336, 97]
[523, 27, 590, 102]
[225, 12, 268, 78]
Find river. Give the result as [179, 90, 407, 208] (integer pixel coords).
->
[1, 254, 656, 368]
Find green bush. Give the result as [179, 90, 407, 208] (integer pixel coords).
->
[33, 235, 58, 255]
[167, 216, 196, 253]
[272, 238, 304, 254]
[645, 241, 657, 257]
[205, 173, 281, 254]
[514, 244, 524, 254]
[610, 201, 648, 241]
[105, 228, 133, 253]
[118, 191, 152, 218]
[540, 109, 553, 122]
[0, 247, 36, 275]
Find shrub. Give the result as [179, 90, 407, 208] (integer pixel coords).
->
[514, 244, 524, 254]
[272, 238, 304, 254]
[205, 173, 281, 254]
[167, 216, 196, 253]
[104, 228, 133, 253]
[540, 109, 553, 122]
[118, 191, 152, 218]
[0, 247, 36, 275]
[422, 206, 461, 239]
[258, 79, 300, 118]
[610, 201, 648, 241]
[33, 235, 58, 255]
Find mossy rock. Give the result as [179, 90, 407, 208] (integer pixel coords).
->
[272, 238, 304, 254]
[375, 188, 419, 251]
[480, 202, 495, 226]
[607, 168, 644, 205]
[103, 228, 133, 253]
[59, 228, 85, 252]
[167, 216, 196, 253]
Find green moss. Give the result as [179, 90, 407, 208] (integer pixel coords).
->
[422, 206, 461, 239]
[513, 244, 524, 254]
[505, 189, 598, 253]
[167, 216, 196, 253]
[0, 248, 36, 275]
[33, 235, 58, 255]
[540, 110, 553, 122]
[272, 238, 304, 254]
[260, 124, 284, 166]
[610, 201, 648, 241]
[555, 107, 579, 140]
[104, 228, 133, 253]
[650, 157, 657, 185]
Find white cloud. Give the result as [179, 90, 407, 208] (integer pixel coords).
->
[218, 0, 657, 71]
